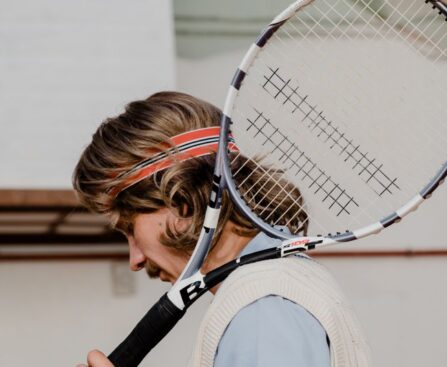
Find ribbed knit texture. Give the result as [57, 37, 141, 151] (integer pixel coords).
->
[189, 258, 371, 367]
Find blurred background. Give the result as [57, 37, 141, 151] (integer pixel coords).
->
[0, 0, 445, 366]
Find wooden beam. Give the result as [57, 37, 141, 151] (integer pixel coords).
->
[312, 249, 447, 257]
[0, 233, 126, 245]
[0, 253, 128, 261]
[0, 189, 79, 207]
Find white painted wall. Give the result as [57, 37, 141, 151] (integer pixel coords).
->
[0, 260, 213, 366]
[0, 0, 175, 188]
[1, 257, 446, 366]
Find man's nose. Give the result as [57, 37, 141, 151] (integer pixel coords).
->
[128, 237, 146, 271]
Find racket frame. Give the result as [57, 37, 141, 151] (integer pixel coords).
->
[169, 0, 447, 308]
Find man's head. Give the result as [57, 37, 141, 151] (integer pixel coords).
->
[73, 91, 307, 278]
[74, 92, 256, 251]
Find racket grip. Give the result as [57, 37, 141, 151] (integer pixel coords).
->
[108, 292, 185, 367]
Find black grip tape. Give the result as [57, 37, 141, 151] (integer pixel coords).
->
[108, 293, 185, 367]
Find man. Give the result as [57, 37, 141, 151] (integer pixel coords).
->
[74, 92, 368, 367]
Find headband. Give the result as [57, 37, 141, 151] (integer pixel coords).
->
[108, 127, 239, 199]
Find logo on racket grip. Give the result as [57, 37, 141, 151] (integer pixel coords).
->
[179, 280, 204, 305]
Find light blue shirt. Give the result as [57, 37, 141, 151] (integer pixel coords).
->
[213, 232, 330, 367]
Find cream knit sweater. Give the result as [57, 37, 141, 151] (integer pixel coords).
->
[189, 257, 371, 367]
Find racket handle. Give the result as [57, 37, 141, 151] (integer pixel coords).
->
[108, 292, 185, 367]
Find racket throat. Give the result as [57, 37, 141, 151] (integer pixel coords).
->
[280, 237, 325, 256]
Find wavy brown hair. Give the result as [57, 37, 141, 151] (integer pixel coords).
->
[73, 91, 307, 253]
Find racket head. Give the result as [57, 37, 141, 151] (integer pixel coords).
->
[221, 0, 447, 243]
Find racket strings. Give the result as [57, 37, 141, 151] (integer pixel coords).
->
[260, 65, 401, 195]
[231, 106, 374, 235]
[230, 148, 317, 233]
[230, 110, 349, 235]
[297, 0, 447, 113]
[231, 153, 307, 226]
[238, 161, 285, 209]
[228, 0, 446, 235]
[279, 4, 447, 169]
[240, 166, 309, 233]
[238, 5, 388, 234]
[315, 0, 446, 61]
[234, 63, 435, 234]
[238, 166, 323, 235]
[286, 2, 447, 170]
[236, 65, 414, 212]
[231, 81, 382, 233]
[251, 50, 432, 198]
[382, 1, 447, 60]
[230, 153, 310, 235]
[274, 8, 446, 218]
[239, 154, 340, 235]
[394, 3, 440, 51]
[369, 2, 447, 117]
[297, 0, 447, 92]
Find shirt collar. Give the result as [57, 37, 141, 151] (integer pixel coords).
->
[240, 228, 287, 257]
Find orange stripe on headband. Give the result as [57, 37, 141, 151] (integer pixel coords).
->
[171, 126, 221, 146]
[108, 127, 238, 199]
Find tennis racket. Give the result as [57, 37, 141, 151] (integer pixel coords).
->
[108, 1, 447, 366]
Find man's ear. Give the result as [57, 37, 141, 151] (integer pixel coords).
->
[168, 205, 191, 233]
[174, 215, 192, 233]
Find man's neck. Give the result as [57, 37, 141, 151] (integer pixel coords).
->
[201, 221, 254, 294]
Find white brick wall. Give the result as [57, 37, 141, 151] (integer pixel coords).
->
[0, 0, 175, 188]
